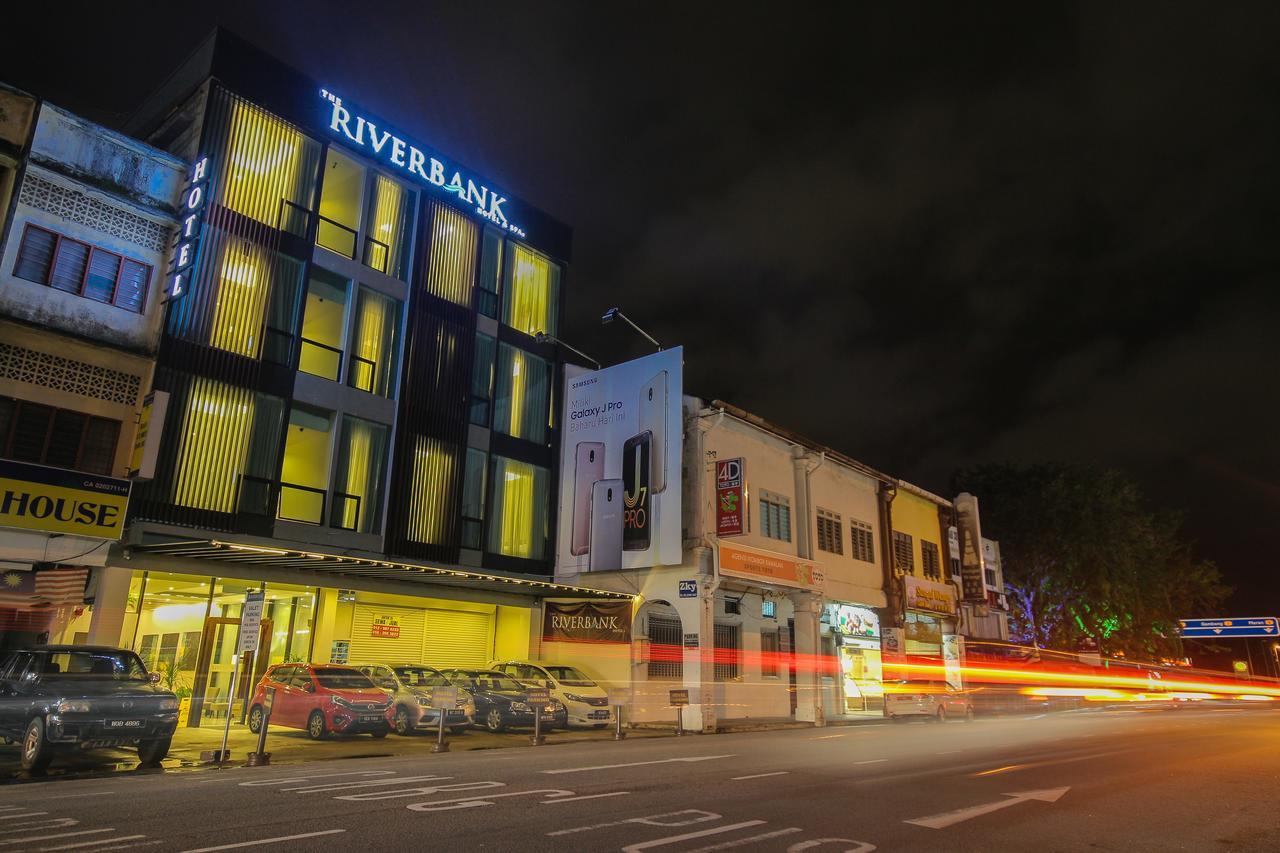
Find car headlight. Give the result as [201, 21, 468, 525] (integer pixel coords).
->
[564, 693, 591, 704]
[57, 700, 90, 713]
[158, 698, 179, 711]
[548, 701, 564, 712]
[332, 696, 355, 709]
[416, 696, 433, 706]
[510, 701, 530, 712]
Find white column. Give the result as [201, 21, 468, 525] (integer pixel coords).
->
[792, 591, 825, 726]
[87, 566, 132, 646]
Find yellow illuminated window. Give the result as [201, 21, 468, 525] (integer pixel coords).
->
[493, 344, 551, 443]
[173, 378, 254, 513]
[425, 205, 477, 306]
[207, 236, 271, 358]
[349, 287, 399, 396]
[502, 244, 559, 336]
[298, 271, 349, 382]
[317, 149, 364, 257]
[278, 406, 333, 525]
[487, 456, 548, 559]
[220, 100, 315, 230]
[335, 416, 388, 534]
[407, 435, 457, 545]
[368, 175, 411, 278]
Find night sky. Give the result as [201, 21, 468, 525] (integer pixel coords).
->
[4, 2, 1278, 614]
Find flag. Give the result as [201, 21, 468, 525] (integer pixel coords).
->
[0, 567, 88, 608]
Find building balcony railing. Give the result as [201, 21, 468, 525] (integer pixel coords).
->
[236, 475, 362, 532]
[298, 337, 344, 383]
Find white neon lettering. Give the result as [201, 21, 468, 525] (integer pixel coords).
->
[465, 180, 487, 208]
[408, 146, 429, 180]
[182, 213, 199, 238]
[176, 244, 192, 267]
[488, 194, 508, 224]
[390, 136, 407, 166]
[170, 272, 185, 297]
[353, 116, 367, 146]
[366, 123, 391, 154]
[192, 157, 208, 182]
[185, 185, 203, 210]
[429, 158, 445, 186]
[330, 103, 355, 141]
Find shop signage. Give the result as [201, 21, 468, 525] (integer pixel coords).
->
[525, 687, 551, 707]
[942, 634, 964, 690]
[718, 541, 824, 591]
[237, 590, 265, 655]
[669, 688, 690, 706]
[714, 458, 744, 537]
[128, 391, 169, 481]
[904, 576, 958, 616]
[882, 627, 905, 659]
[828, 604, 880, 639]
[0, 459, 131, 540]
[678, 579, 698, 598]
[330, 640, 349, 663]
[166, 155, 209, 301]
[607, 686, 632, 706]
[947, 525, 961, 561]
[542, 600, 632, 643]
[954, 493, 986, 602]
[684, 633, 700, 648]
[320, 89, 527, 239]
[371, 614, 401, 638]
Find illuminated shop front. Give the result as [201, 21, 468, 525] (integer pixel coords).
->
[825, 603, 884, 714]
[903, 575, 958, 657]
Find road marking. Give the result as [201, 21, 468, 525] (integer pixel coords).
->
[905, 787, 1070, 829]
[0, 830, 110, 847]
[854, 759, 888, 765]
[549, 810, 723, 836]
[335, 781, 502, 803]
[808, 734, 845, 740]
[731, 772, 790, 780]
[787, 839, 876, 852]
[543, 755, 736, 775]
[45, 793, 116, 800]
[407, 789, 575, 812]
[541, 792, 630, 803]
[180, 829, 346, 852]
[0, 819, 78, 836]
[936, 750, 962, 755]
[0, 813, 47, 821]
[970, 750, 1126, 777]
[41, 836, 147, 851]
[283, 775, 452, 793]
[685, 827, 803, 851]
[240, 770, 394, 787]
[621, 821, 768, 852]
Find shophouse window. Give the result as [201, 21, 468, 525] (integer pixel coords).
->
[298, 268, 349, 382]
[501, 243, 559, 337]
[760, 630, 781, 678]
[759, 491, 792, 542]
[850, 519, 875, 562]
[278, 405, 333, 524]
[331, 415, 389, 534]
[460, 448, 488, 549]
[13, 224, 151, 313]
[714, 623, 742, 681]
[893, 530, 915, 575]
[477, 229, 503, 318]
[406, 435, 459, 546]
[0, 396, 120, 475]
[469, 333, 496, 426]
[816, 508, 843, 555]
[921, 540, 942, 580]
[316, 149, 414, 279]
[424, 205, 477, 306]
[487, 456, 549, 559]
[647, 614, 683, 680]
[348, 287, 401, 396]
[219, 97, 321, 235]
[493, 344, 552, 444]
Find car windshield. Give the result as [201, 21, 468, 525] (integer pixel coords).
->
[314, 669, 376, 689]
[41, 650, 149, 681]
[456, 671, 524, 692]
[395, 667, 449, 687]
[544, 666, 595, 687]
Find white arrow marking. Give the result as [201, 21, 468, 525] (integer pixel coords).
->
[904, 787, 1070, 829]
[542, 755, 736, 775]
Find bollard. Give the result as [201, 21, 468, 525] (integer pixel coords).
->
[530, 707, 545, 746]
[431, 709, 449, 754]
[613, 703, 626, 741]
[246, 686, 274, 766]
[675, 706, 684, 736]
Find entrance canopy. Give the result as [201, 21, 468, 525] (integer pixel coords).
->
[122, 535, 633, 602]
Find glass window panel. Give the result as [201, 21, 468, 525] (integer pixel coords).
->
[220, 98, 319, 232]
[487, 456, 549, 559]
[14, 226, 56, 284]
[425, 205, 477, 305]
[317, 149, 364, 258]
[44, 409, 86, 470]
[133, 572, 211, 697]
[331, 415, 388, 534]
[49, 239, 89, 294]
[502, 243, 559, 337]
[83, 248, 120, 303]
[279, 405, 333, 525]
[173, 377, 255, 513]
[115, 259, 150, 313]
[9, 402, 53, 463]
[477, 228, 502, 319]
[406, 435, 458, 545]
[263, 256, 306, 366]
[81, 417, 120, 475]
[367, 174, 413, 278]
[469, 333, 496, 426]
[208, 233, 273, 358]
[298, 269, 349, 382]
[460, 447, 487, 550]
[493, 344, 551, 444]
[348, 287, 400, 397]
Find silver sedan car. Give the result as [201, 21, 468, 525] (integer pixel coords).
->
[355, 663, 475, 735]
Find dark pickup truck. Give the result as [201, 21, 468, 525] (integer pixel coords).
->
[0, 645, 179, 771]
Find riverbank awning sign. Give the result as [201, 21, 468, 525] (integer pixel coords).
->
[0, 459, 132, 540]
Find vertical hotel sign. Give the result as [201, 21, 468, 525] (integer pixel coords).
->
[715, 458, 744, 537]
[166, 155, 209, 301]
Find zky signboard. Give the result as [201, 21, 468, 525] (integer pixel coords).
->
[1179, 617, 1278, 638]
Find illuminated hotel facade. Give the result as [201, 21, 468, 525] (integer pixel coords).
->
[13, 30, 627, 727]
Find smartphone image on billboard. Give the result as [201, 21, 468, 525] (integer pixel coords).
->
[623, 431, 651, 552]
[639, 371, 668, 494]
[571, 442, 605, 556]
[589, 479, 624, 572]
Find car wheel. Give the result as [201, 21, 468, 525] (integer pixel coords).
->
[936, 706, 947, 723]
[137, 736, 172, 766]
[21, 717, 53, 772]
[306, 710, 327, 740]
[449, 726, 469, 736]
[370, 729, 388, 739]
[393, 706, 412, 736]
[247, 704, 264, 734]
[485, 708, 506, 733]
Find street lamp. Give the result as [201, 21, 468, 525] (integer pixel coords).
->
[534, 331, 600, 370]
[601, 307, 662, 351]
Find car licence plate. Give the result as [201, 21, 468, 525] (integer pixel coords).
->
[108, 720, 144, 728]
[359, 714, 384, 723]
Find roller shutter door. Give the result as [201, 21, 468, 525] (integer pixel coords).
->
[421, 609, 493, 668]
[348, 604, 427, 665]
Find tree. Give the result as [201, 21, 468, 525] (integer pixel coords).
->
[951, 463, 1229, 660]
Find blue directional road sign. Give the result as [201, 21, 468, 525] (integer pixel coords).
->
[1179, 617, 1279, 638]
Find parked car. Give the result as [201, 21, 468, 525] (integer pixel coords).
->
[0, 646, 179, 771]
[884, 679, 975, 722]
[440, 668, 567, 733]
[354, 663, 475, 736]
[489, 660, 614, 728]
[248, 663, 392, 739]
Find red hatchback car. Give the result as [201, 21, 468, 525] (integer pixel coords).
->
[248, 663, 393, 739]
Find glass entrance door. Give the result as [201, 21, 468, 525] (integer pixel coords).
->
[188, 617, 272, 727]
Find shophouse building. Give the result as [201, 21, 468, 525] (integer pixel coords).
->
[0, 31, 629, 728]
[0, 83, 184, 642]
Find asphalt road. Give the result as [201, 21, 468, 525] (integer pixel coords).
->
[1, 707, 1278, 852]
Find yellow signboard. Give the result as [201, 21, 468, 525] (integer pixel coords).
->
[0, 459, 131, 540]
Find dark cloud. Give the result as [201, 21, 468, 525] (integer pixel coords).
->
[4, 1, 1278, 612]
